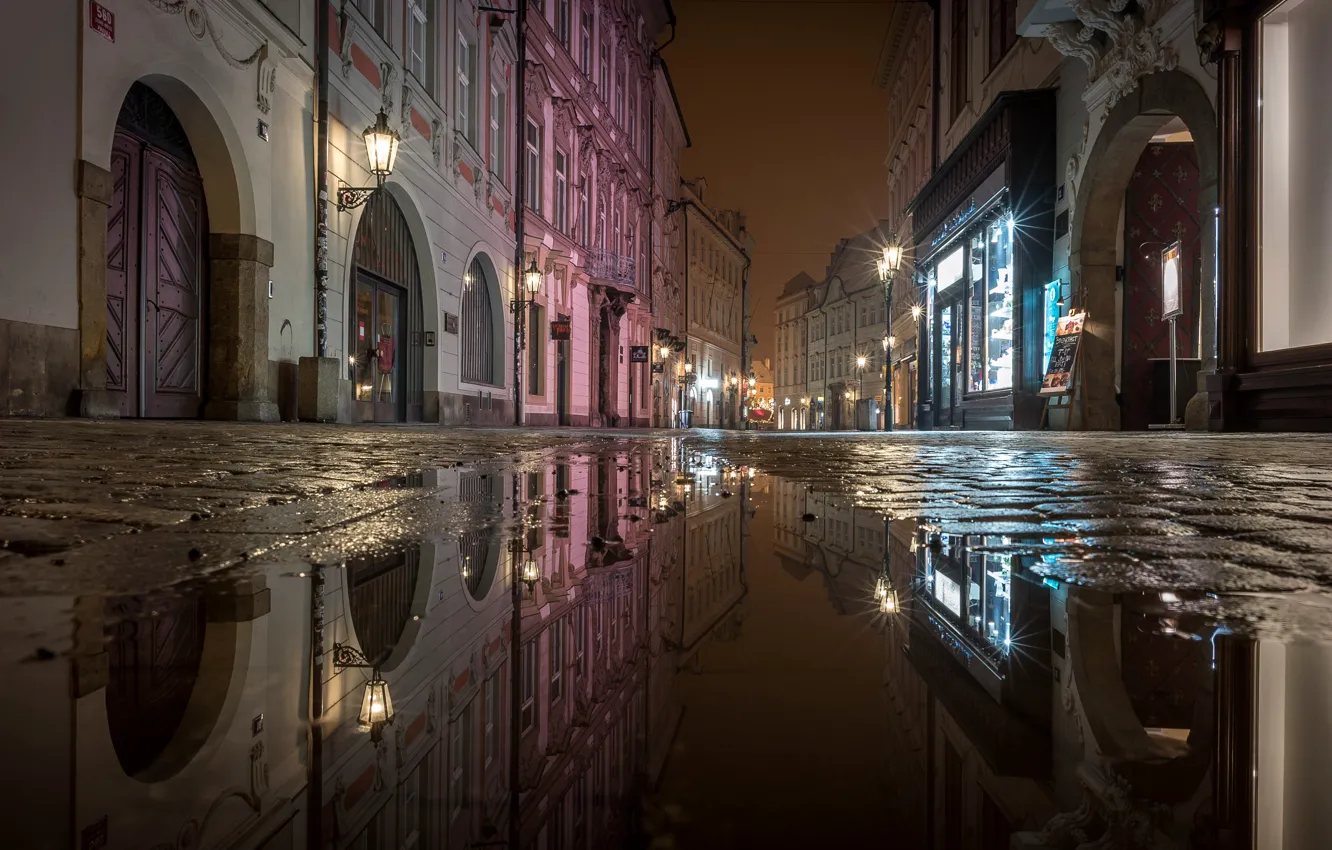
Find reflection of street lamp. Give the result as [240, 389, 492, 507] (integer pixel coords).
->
[878, 239, 903, 432]
[521, 556, 540, 592]
[333, 643, 395, 744]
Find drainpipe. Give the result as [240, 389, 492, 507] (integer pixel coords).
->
[509, 475, 522, 848]
[513, 3, 528, 427]
[315, 1, 332, 358]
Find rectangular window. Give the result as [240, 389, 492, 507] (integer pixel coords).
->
[574, 605, 587, 680]
[355, 0, 387, 35]
[550, 618, 565, 703]
[988, 0, 1018, 71]
[579, 182, 590, 247]
[484, 674, 499, 766]
[528, 302, 544, 395]
[490, 83, 507, 182]
[599, 39, 610, 100]
[449, 703, 472, 821]
[950, 0, 969, 119]
[406, 0, 433, 91]
[521, 639, 537, 734]
[525, 119, 542, 213]
[613, 207, 621, 254]
[627, 87, 637, 151]
[580, 8, 593, 75]
[457, 32, 477, 146]
[401, 762, 426, 848]
[986, 219, 1015, 389]
[615, 66, 625, 125]
[557, 0, 572, 52]
[1258, 0, 1332, 351]
[555, 150, 569, 233]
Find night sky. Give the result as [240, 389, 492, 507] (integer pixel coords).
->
[666, 0, 896, 363]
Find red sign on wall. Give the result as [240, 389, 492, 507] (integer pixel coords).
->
[90, 1, 115, 42]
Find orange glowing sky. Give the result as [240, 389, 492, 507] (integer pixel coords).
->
[666, 0, 895, 363]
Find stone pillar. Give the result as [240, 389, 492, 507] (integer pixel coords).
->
[1073, 250, 1121, 430]
[75, 160, 120, 418]
[206, 234, 279, 422]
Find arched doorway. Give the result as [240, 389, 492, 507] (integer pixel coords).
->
[107, 82, 209, 418]
[349, 192, 424, 422]
[1069, 71, 1218, 430]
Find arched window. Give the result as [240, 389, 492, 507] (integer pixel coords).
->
[461, 256, 496, 385]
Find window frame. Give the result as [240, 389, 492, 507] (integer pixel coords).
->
[555, 149, 569, 233]
[490, 81, 507, 183]
[525, 118, 543, 214]
[457, 30, 478, 148]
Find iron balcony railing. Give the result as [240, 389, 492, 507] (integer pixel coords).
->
[585, 248, 637, 288]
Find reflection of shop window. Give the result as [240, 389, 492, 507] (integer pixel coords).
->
[1258, 0, 1332, 351]
[923, 535, 1013, 659]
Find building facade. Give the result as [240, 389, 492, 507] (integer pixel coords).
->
[875, 2, 934, 429]
[774, 272, 813, 430]
[674, 178, 752, 429]
[803, 228, 893, 431]
[519, 0, 676, 428]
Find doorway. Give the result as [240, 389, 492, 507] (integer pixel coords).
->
[107, 83, 208, 418]
[348, 191, 423, 423]
[935, 299, 963, 428]
[351, 271, 408, 422]
[557, 316, 571, 426]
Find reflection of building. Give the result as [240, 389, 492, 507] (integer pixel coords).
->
[771, 479, 884, 615]
[678, 457, 748, 653]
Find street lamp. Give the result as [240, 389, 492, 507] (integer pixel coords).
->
[509, 258, 543, 423]
[337, 110, 402, 211]
[878, 239, 904, 432]
[332, 643, 395, 744]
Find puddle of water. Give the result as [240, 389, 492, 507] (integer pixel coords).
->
[1, 442, 1324, 848]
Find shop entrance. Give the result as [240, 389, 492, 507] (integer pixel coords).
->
[351, 272, 408, 422]
[348, 191, 423, 423]
[934, 298, 964, 429]
[107, 83, 209, 418]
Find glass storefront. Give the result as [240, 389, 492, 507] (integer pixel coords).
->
[920, 533, 1014, 664]
[1258, 0, 1332, 352]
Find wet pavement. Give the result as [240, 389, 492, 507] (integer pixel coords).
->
[4, 421, 1332, 848]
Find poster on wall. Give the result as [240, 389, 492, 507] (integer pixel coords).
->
[1161, 241, 1183, 320]
[1039, 312, 1086, 396]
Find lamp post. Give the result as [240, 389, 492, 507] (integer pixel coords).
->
[877, 241, 904, 431]
[331, 643, 395, 745]
[510, 259, 543, 424]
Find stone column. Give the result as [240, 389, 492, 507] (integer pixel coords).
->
[206, 234, 279, 422]
[75, 160, 120, 418]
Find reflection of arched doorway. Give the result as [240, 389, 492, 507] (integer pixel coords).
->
[349, 192, 424, 422]
[1070, 71, 1218, 430]
[107, 82, 209, 418]
[104, 593, 205, 779]
[348, 548, 421, 669]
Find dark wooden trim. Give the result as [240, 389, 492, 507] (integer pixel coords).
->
[1248, 341, 1332, 369]
[1213, 635, 1256, 850]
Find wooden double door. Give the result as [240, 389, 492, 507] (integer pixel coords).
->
[107, 130, 208, 418]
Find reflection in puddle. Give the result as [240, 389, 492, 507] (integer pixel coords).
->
[3, 443, 1325, 847]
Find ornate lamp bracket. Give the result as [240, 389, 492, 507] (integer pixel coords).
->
[336, 181, 381, 212]
[332, 642, 376, 669]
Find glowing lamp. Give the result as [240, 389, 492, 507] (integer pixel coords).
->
[358, 676, 395, 738]
[521, 557, 540, 589]
[524, 260, 542, 295]
[879, 589, 900, 615]
[363, 110, 401, 180]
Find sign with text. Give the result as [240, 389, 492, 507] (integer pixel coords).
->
[89, 1, 115, 42]
[651, 362, 665, 374]
[629, 345, 649, 363]
[550, 319, 571, 341]
[1161, 241, 1183, 320]
[1039, 312, 1086, 396]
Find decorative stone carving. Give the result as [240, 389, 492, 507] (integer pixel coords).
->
[431, 119, 444, 166]
[1066, 118, 1091, 224]
[400, 83, 414, 133]
[249, 741, 269, 798]
[379, 61, 397, 113]
[1041, 0, 1179, 110]
[255, 44, 277, 114]
[145, 0, 269, 71]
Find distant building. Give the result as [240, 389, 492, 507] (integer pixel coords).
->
[774, 272, 815, 430]
[675, 178, 753, 429]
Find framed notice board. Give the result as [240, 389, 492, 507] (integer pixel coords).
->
[1040, 312, 1086, 396]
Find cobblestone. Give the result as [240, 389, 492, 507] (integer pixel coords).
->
[3, 421, 1332, 606]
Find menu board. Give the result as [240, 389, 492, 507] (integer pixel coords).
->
[1161, 241, 1183, 320]
[1039, 312, 1086, 396]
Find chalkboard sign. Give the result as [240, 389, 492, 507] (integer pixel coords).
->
[1040, 312, 1086, 396]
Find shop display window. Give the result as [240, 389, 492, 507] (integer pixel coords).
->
[922, 535, 1013, 660]
[1258, 0, 1332, 351]
[986, 219, 1015, 389]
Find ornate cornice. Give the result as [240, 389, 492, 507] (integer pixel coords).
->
[1040, 0, 1179, 111]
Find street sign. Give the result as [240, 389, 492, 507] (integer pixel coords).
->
[651, 362, 665, 374]
[629, 345, 649, 363]
[90, 1, 115, 42]
[550, 319, 571, 341]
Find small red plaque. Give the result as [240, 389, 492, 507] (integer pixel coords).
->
[90, 1, 115, 43]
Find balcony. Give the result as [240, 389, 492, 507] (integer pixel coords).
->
[585, 248, 637, 289]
